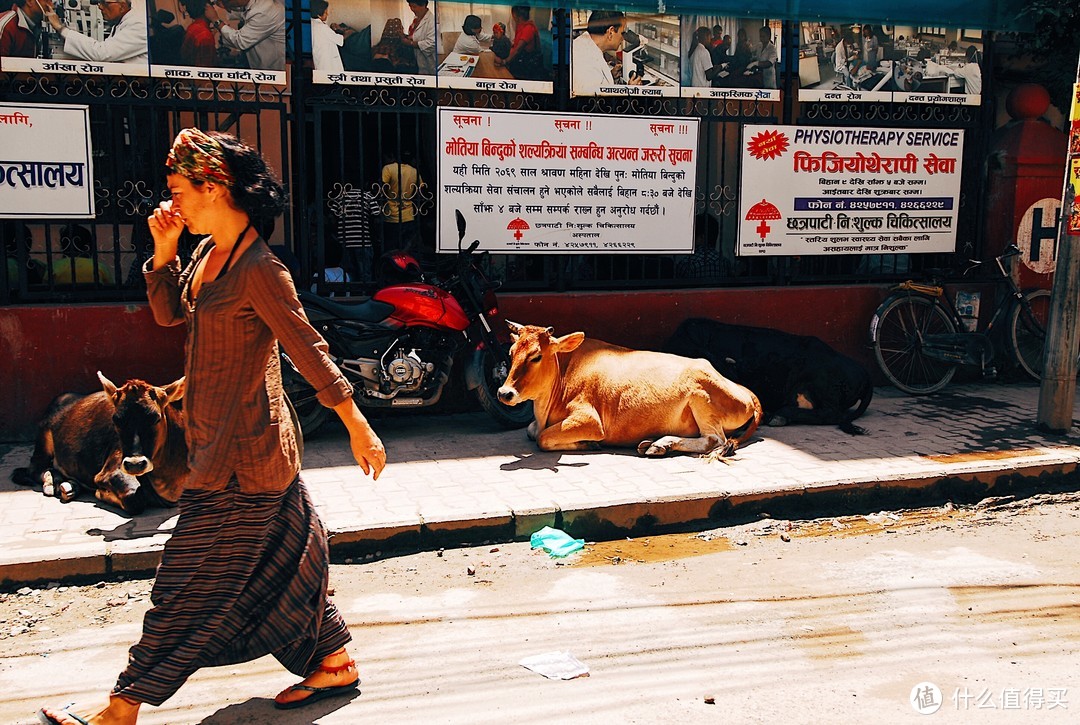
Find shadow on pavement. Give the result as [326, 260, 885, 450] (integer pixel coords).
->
[199, 693, 361, 723]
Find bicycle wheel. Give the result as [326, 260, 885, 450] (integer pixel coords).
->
[1008, 288, 1050, 381]
[872, 294, 957, 394]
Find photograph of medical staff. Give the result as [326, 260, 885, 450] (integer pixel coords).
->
[798, 23, 981, 99]
[142, 0, 285, 79]
[435, 2, 551, 84]
[681, 15, 779, 92]
[798, 22, 889, 92]
[308, 0, 449, 79]
[0, 0, 148, 73]
[570, 8, 677, 97]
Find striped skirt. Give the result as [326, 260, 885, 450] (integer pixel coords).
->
[112, 476, 351, 706]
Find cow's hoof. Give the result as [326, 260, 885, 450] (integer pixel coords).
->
[58, 481, 77, 503]
[638, 440, 672, 457]
[766, 415, 788, 427]
[41, 471, 55, 497]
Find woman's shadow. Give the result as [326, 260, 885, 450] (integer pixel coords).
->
[199, 692, 361, 723]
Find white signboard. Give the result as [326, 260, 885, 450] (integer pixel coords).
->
[437, 107, 698, 253]
[738, 124, 964, 256]
[0, 102, 95, 219]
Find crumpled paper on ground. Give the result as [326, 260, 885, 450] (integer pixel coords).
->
[530, 525, 585, 558]
[519, 651, 590, 679]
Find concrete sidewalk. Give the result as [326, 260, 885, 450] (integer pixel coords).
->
[2, 382, 1079, 588]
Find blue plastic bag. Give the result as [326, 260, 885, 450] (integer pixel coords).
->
[530, 526, 585, 558]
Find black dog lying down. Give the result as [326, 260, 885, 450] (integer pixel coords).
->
[664, 318, 873, 435]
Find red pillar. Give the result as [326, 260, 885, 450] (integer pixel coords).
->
[984, 84, 1068, 290]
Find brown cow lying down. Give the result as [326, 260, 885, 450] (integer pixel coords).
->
[497, 323, 762, 459]
[11, 373, 188, 514]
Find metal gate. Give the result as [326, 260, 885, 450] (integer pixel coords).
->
[0, 74, 290, 304]
[1, 15, 991, 306]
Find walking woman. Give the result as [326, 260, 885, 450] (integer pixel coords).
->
[38, 128, 386, 724]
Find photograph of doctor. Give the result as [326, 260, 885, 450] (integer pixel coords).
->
[39, 0, 147, 64]
[205, 0, 286, 71]
[401, 0, 434, 75]
[571, 10, 638, 96]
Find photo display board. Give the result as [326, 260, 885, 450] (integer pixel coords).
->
[738, 124, 964, 256]
[798, 22, 982, 105]
[0, 0, 287, 84]
[437, 107, 699, 254]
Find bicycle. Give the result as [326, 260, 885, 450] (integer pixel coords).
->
[868, 244, 1052, 395]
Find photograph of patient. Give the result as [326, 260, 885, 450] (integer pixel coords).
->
[310, 0, 437, 87]
[0, 0, 149, 76]
[435, 2, 552, 92]
[680, 15, 780, 100]
[146, 0, 286, 83]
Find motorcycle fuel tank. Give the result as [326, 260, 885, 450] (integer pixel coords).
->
[374, 284, 471, 331]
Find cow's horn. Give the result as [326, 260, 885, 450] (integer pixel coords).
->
[97, 371, 118, 399]
[505, 320, 524, 334]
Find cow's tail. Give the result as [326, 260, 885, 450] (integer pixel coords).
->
[731, 392, 764, 452]
[838, 372, 874, 436]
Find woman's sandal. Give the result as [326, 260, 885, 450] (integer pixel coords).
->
[37, 704, 90, 725]
[273, 659, 360, 711]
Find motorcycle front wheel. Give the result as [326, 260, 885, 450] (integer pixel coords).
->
[472, 344, 533, 429]
[281, 354, 332, 438]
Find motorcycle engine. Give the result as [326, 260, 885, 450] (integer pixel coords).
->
[338, 330, 460, 404]
[386, 348, 430, 386]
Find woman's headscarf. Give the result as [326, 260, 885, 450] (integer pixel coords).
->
[166, 128, 234, 186]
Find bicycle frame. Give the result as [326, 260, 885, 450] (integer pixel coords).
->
[886, 249, 1029, 373]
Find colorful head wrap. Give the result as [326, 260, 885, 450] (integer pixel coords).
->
[166, 128, 234, 186]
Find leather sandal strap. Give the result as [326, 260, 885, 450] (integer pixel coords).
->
[285, 684, 322, 694]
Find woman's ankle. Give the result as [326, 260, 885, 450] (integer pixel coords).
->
[321, 648, 350, 665]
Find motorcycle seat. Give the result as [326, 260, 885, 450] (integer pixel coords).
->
[298, 291, 394, 322]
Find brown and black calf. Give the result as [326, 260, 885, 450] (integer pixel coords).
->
[12, 373, 188, 514]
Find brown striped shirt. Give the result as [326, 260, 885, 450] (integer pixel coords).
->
[145, 237, 352, 492]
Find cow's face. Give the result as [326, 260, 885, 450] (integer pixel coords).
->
[497, 322, 584, 405]
[98, 372, 185, 477]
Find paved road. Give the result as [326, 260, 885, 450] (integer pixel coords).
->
[2, 492, 1078, 724]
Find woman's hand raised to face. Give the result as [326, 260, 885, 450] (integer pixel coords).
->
[148, 200, 186, 270]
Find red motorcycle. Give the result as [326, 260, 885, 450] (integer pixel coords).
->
[281, 211, 532, 436]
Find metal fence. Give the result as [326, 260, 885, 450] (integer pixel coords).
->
[1, 15, 990, 305]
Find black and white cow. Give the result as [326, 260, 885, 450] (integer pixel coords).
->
[665, 319, 873, 435]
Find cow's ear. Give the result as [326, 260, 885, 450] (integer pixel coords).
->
[553, 331, 585, 353]
[97, 371, 119, 404]
[163, 376, 186, 404]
